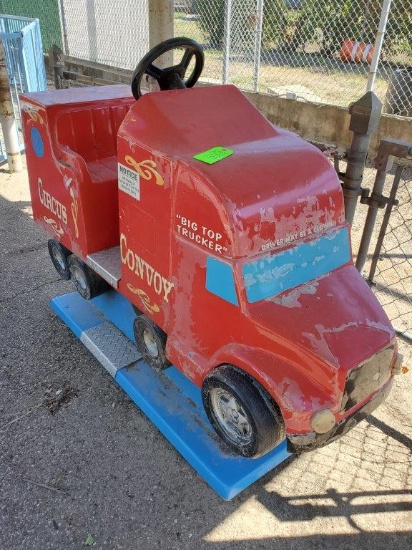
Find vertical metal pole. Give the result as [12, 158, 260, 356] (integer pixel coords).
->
[253, 0, 264, 92]
[360, 0, 371, 42]
[342, 92, 382, 225]
[0, 39, 22, 173]
[86, 0, 98, 62]
[355, 169, 387, 271]
[148, 0, 174, 66]
[58, 0, 69, 54]
[367, 164, 403, 282]
[366, 0, 392, 92]
[49, 45, 64, 90]
[222, 0, 232, 84]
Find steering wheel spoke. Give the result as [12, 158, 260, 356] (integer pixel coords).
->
[146, 63, 165, 80]
[179, 49, 194, 72]
[131, 37, 204, 99]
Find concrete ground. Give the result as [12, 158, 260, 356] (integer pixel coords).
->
[1, 160, 411, 550]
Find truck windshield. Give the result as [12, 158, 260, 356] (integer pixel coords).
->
[242, 227, 351, 304]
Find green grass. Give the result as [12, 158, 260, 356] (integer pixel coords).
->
[174, 14, 394, 107]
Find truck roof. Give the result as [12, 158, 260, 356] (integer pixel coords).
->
[119, 85, 345, 258]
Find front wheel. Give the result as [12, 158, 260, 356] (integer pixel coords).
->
[202, 365, 285, 458]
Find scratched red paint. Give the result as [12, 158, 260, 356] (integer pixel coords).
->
[21, 82, 398, 452]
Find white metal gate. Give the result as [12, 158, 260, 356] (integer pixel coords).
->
[0, 14, 46, 164]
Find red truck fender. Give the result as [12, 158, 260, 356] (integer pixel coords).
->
[205, 343, 336, 434]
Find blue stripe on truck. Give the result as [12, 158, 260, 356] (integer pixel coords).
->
[243, 228, 351, 303]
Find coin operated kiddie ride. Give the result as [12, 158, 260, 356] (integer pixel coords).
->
[22, 38, 402, 467]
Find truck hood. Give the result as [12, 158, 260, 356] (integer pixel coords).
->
[247, 264, 395, 371]
[121, 85, 345, 260]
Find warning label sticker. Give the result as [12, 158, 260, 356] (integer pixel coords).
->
[118, 163, 140, 200]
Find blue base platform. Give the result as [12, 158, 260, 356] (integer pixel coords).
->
[51, 291, 291, 500]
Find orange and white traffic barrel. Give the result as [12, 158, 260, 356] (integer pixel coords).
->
[340, 39, 375, 64]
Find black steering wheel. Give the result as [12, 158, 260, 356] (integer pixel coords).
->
[131, 37, 204, 100]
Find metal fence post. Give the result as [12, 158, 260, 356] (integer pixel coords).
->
[342, 92, 382, 225]
[222, 0, 232, 84]
[58, 0, 69, 54]
[86, 0, 98, 62]
[366, 0, 392, 93]
[0, 38, 23, 173]
[148, 0, 174, 66]
[253, 0, 264, 93]
[367, 164, 403, 282]
[49, 45, 64, 90]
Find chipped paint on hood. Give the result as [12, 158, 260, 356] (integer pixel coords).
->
[247, 264, 395, 372]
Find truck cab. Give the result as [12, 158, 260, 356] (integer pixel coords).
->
[21, 38, 401, 458]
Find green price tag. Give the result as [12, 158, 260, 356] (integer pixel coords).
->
[193, 146, 234, 165]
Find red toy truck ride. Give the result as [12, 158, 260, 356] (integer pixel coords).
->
[21, 39, 402, 458]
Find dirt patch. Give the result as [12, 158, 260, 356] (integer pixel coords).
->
[44, 386, 79, 415]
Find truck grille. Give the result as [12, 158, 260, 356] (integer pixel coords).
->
[341, 345, 394, 413]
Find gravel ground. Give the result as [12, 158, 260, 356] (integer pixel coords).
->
[0, 160, 411, 550]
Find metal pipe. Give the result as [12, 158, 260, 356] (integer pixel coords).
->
[367, 164, 403, 282]
[148, 0, 174, 67]
[58, 0, 69, 54]
[366, 0, 392, 92]
[253, 0, 264, 92]
[342, 92, 382, 225]
[0, 39, 22, 173]
[360, 0, 371, 42]
[355, 169, 387, 271]
[49, 45, 64, 90]
[395, 328, 412, 344]
[222, 0, 232, 84]
[86, 0, 98, 62]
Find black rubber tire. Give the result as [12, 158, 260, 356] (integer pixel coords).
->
[202, 365, 285, 458]
[68, 255, 109, 300]
[48, 239, 71, 280]
[133, 315, 170, 371]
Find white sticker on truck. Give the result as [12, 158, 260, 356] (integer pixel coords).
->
[118, 163, 140, 200]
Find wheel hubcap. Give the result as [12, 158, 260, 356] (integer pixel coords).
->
[73, 265, 87, 291]
[210, 388, 252, 445]
[51, 247, 66, 271]
[143, 330, 159, 358]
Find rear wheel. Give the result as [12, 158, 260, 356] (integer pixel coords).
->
[133, 315, 170, 371]
[202, 365, 285, 458]
[68, 255, 109, 300]
[48, 239, 71, 280]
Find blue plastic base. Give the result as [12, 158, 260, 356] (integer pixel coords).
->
[51, 291, 291, 500]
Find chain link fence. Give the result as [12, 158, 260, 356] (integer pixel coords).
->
[176, 0, 412, 114]
[1, 0, 411, 336]
[58, 0, 149, 69]
[365, 163, 412, 337]
[2, 1, 410, 114]
[342, 155, 412, 337]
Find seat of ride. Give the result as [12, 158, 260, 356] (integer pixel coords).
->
[39, 85, 134, 252]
